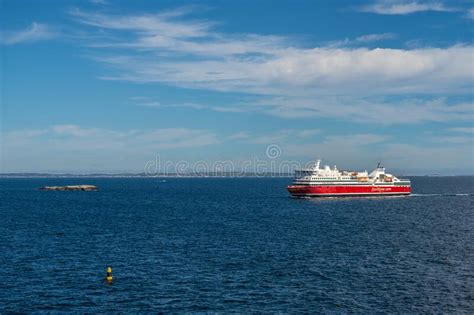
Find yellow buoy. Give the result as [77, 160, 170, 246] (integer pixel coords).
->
[106, 266, 113, 283]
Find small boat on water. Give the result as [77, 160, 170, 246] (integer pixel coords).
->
[287, 159, 411, 198]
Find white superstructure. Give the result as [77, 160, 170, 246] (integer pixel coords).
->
[293, 159, 409, 186]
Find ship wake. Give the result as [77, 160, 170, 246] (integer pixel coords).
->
[410, 193, 473, 197]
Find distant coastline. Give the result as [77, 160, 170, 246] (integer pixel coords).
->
[1, 173, 472, 178]
[0, 172, 293, 178]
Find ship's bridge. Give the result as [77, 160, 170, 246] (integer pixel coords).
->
[294, 159, 351, 180]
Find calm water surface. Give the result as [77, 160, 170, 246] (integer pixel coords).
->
[0, 177, 473, 312]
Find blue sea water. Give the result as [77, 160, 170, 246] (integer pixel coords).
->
[0, 177, 473, 313]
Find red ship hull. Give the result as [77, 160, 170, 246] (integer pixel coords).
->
[287, 185, 411, 197]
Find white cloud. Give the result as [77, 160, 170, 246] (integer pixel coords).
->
[360, 1, 456, 15]
[1, 22, 56, 45]
[1, 125, 219, 172]
[71, 9, 473, 124]
[381, 143, 473, 173]
[135, 99, 246, 113]
[94, 45, 473, 97]
[328, 33, 397, 47]
[280, 135, 473, 174]
[2, 126, 472, 174]
[70, 8, 288, 58]
[281, 134, 389, 169]
[51, 124, 110, 137]
[355, 33, 397, 42]
[242, 97, 473, 124]
[74, 8, 473, 96]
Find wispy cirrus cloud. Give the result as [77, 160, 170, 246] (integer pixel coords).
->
[1, 22, 56, 45]
[327, 33, 397, 47]
[250, 97, 473, 123]
[359, 1, 456, 15]
[4, 125, 218, 151]
[70, 7, 287, 58]
[70, 7, 214, 41]
[134, 98, 247, 113]
[131, 96, 473, 124]
[228, 129, 319, 144]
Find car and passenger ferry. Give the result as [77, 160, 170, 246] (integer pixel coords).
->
[287, 159, 411, 197]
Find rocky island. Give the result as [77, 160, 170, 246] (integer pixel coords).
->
[40, 185, 98, 191]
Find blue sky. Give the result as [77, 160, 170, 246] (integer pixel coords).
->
[1, 0, 473, 174]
